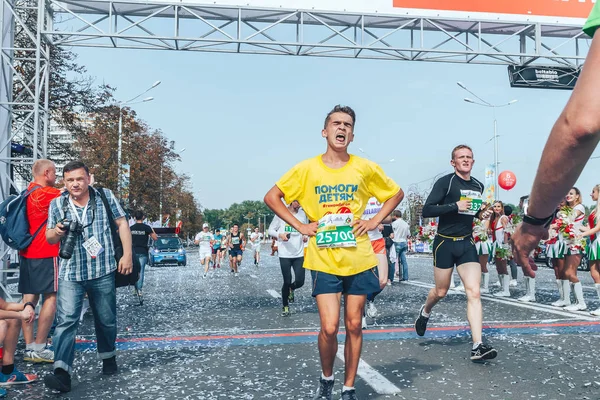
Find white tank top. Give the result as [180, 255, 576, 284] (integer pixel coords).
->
[494, 216, 508, 244]
[572, 204, 586, 229]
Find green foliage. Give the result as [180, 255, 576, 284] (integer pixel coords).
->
[202, 201, 274, 233]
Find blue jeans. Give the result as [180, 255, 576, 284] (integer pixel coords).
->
[53, 272, 117, 374]
[386, 247, 395, 283]
[395, 242, 409, 280]
[135, 254, 148, 291]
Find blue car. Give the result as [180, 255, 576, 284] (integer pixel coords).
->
[149, 234, 187, 266]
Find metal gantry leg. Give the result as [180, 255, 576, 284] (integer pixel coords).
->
[0, 0, 49, 300]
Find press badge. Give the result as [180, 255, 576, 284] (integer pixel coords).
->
[82, 236, 104, 258]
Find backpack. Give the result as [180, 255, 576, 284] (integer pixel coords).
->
[0, 186, 47, 250]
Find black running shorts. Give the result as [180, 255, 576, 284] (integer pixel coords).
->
[19, 256, 58, 294]
[432, 235, 478, 269]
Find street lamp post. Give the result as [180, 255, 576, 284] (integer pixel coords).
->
[159, 147, 186, 225]
[457, 82, 517, 200]
[117, 80, 161, 195]
[260, 213, 268, 240]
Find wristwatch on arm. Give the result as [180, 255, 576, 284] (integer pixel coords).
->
[523, 210, 554, 228]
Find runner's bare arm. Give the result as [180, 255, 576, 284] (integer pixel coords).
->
[513, 31, 600, 266]
[115, 216, 133, 274]
[352, 189, 404, 236]
[264, 185, 318, 236]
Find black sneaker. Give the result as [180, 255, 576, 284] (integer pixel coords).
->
[102, 356, 118, 375]
[313, 378, 334, 400]
[414, 305, 429, 337]
[44, 368, 71, 392]
[341, 389, 358, 400]
[288, 289, 295, 303]
[470, 343, 498, 362]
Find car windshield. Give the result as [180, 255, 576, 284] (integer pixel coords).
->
[155, 238, 181, 249]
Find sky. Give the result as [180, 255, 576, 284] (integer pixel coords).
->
[70, 33, 599, 211]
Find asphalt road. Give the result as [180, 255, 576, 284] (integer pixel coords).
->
[7, 247, 600, 399]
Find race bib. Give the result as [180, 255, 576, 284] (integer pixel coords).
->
[458, 190, 483, 216]
[82, 236, 104, 258]
[316, 213, 357, 248]
[232, 237, 240, 245]
[284, 225, 299, 234]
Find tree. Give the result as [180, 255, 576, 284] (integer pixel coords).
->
[11, 0, 106, 181]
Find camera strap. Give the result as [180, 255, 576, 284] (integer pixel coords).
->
[61, 189, 97, 231]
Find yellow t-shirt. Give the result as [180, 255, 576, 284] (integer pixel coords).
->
[276, 154, 400, 276]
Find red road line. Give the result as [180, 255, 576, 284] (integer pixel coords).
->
[75, 320, 600, 344]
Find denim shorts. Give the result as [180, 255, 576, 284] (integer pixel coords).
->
[311, 267, 379, 296]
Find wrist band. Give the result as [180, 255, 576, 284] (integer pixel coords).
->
[24, 302, 35, 311]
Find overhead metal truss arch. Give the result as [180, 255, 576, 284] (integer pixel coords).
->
[48, 0, 590, 68]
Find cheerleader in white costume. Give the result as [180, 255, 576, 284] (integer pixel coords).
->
[547, 201, 568, 307]
[580, 184, 600, 316]
[491, 201, 511, 297]
[564, 187, 587, 311]
[473, 215, 493, 293]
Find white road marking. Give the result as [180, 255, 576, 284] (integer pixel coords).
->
[267, 289, 281, 299]
[405, 280, 596, 321]
[337, 345, 401, 395]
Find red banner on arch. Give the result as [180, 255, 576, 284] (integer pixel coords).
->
[393, 0, 594, 19]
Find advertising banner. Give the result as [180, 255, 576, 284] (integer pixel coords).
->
[484, 165, 496, 204]
[91, 0, 594, 24]
[393, 0, 595, 20]
[508, 66, 580, 90]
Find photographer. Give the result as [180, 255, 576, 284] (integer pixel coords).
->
[43, 161, 132, 393]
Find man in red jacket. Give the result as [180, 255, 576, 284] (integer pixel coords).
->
[19, 159, 61, 363]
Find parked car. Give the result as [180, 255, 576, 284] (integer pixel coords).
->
[149, 231, 187, 267]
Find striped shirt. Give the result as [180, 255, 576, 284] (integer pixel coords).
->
[47, 188, 125, 282]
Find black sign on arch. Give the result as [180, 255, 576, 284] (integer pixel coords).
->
[508, 65, 580, 90]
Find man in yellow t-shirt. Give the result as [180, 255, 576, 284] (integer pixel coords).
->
[264, 105, 403, 400]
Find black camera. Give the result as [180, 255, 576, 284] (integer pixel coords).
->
[59, 219, 83, 259]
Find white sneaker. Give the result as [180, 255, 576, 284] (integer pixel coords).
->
[552, 300, 567, 307]
[491, 281, 501, 287]
[590, 308, 600, 316]
[235, 272, 239, 277]
[493, 291, 511, 298]
[361, 316, 367, 329]
[565, 303, 587, 311]
[510, 279, 518, 287]
[24, 348, 54, 363]
[518, 295, 533, 302]
[386, 280, 392, 286]
[454, 285, 465, 292]
[203, 273, 207, 278]
[480, 288, 489, 294]
[366, 301, 378, 318]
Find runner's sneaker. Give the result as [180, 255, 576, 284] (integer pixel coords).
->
[470, 343, 498, 362]
[414, 305, 429, 336]
[235, 272, 239, 277]
[282, 306, 290, 317]
[0, 368, 37, 386]
[361, 316, 367, 330]
[313, 378, 334, 400]
[341, 389, 358, 400]
[137, 290, 144, 306]
[366, 301, 377, 318]
[24, 348, 54, 363]
[288, 289, 295, 303]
